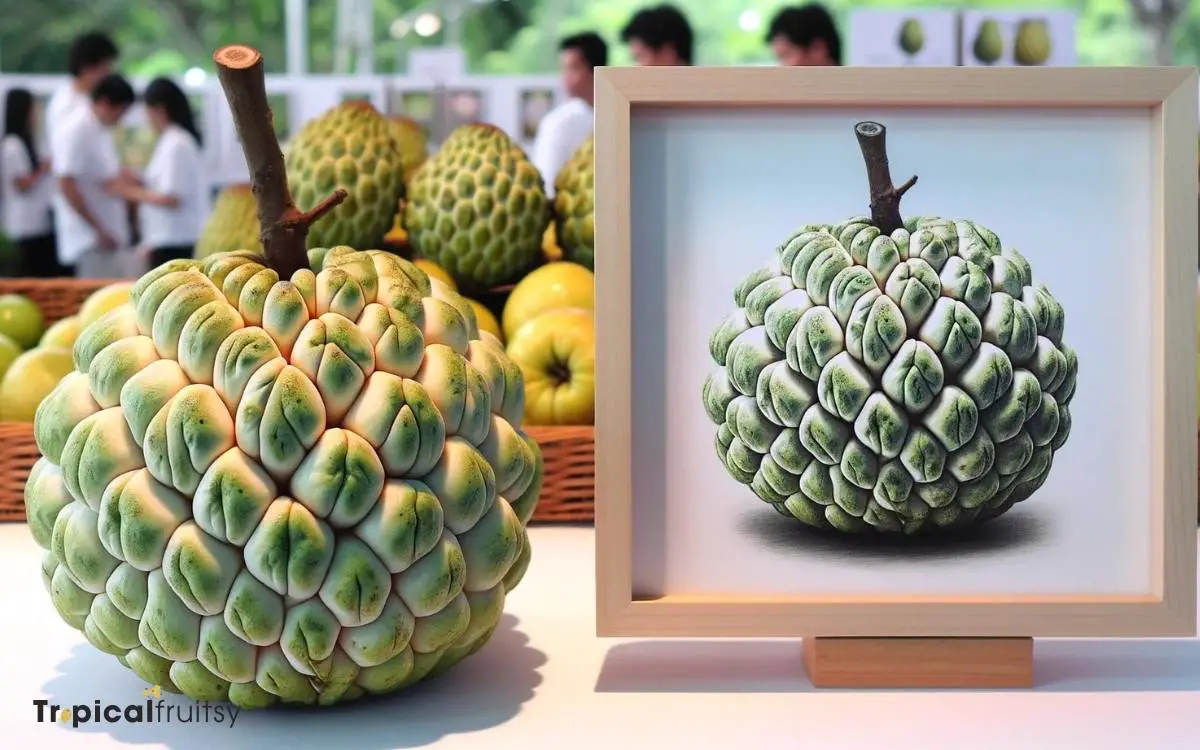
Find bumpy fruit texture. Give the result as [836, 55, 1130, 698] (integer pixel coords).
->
[702, 216, 1077, 535]
[405, 124, 550, 294]
[554, 135, 595, 270]
[286, 102, 407, 250]
[28, 247, 543, 708]
[196, 185, 263, 259]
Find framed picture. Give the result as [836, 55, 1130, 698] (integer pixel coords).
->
[391, 90, 435, 142]
[959, 10, 1077, 67]
[593, 66, 1198, 639]
[847, 9, 960, 66]
[444, 89, 485, 131]
[520, 88, 556, 141]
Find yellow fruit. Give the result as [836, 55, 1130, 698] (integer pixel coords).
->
[196, 184, 262, 259]
[542, 224, 563, 263]
[40, 316, 83, 349]
[413, 259, 457, 291]
[468, 299, 502, 342]
[386, 115, 429, 187]
[78, 282, 135, 328]
[0, 346, 73, 422]
[502, 261, 594, 341]
[0, 332, 19, 380]
[505, 307, 595, 426]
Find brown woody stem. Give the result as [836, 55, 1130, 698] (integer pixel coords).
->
[213, 44, 346, 278]
[854, 121, 918, 235]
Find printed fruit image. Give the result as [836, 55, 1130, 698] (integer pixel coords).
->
[898, 18, 925, 58]
[1013, 18, 1052, 66]
[554, 135, 596, 270]
[0, 293, 45, 348]
[972, 19, 1004, 65]
[502, 261, 595, 341]
[286, 100, 407, 250]
[0, 331, 20, 380]
[1, 346, 73, 422]
[78, 281, 135, 328]
[196, 184, 263, 259]
[702, 121, 1077, 535]
[40, 316, 83, 350]
[507, 307, 596, 426]
[405, 123, 551, 294]
[24, 44, 543, 710]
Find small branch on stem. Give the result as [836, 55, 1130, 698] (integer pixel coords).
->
[854, 121, 918, 235]
[213, 44, 345, 278]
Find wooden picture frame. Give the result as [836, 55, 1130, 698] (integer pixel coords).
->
[593, 66, 1198, 643]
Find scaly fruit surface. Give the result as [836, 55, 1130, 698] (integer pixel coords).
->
[405, 124, 550, 294]
[553, 135, 595, 271]
[195, 185, 263, 259]
[286, 102, 407, 250]
[28, 247, 543, 709]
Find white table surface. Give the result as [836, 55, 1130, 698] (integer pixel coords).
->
[2, 522, 1199, 749]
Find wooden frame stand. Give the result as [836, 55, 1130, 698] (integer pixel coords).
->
[802, 637, 1035, 689]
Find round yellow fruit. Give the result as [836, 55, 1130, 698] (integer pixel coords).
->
[413, 258, 456, 291]
[506, 307, 595, 426]
[502, 261, 594, 341]
[0, 346, 74, 422]
[78, 282, 135, 328]
[40, 315, 83, 350]
[468, 299, 503, 342]
[0, 332, 20, 381]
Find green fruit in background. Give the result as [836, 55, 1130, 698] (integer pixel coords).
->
[1013, 18, 1052, 66]
[0, 293, 44, 349]
[196, 184, 263, 259]
[972, 19, 1004, 65]
[898, 18, 925, 57]
[1, 346, 72, 422]
[703, 214, 1077, 535]
[285, 101, 407, 250]
[40, 316, 83, 350]
[386, 115, 430, 188]
[0, 331, 21, 380]
[405, 123, 551, 294]
[27, 248, 543, 708]
[554, 135, 596, 271]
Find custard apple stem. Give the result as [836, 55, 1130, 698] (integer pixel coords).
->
[213, 44, 348, 279]
[854, 121, 918, 236]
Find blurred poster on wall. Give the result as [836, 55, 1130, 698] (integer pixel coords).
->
[959, 10, 1076, 67]
[848, 10, 959, 66]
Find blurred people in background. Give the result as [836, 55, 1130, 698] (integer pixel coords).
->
[532, 33, 607, 198]
[767, 4, 842, 66]
[45, 31, 120, 161]
[2, 89, 59, 277]
[52, 74, 138, 278]
[621, 5, 694, 66]
[107, 78, 208, 269]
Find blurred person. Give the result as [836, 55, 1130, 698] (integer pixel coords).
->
[2, 89, 60, 277]
[532, 32, 607, 197]
[110, 78, 208, 269]
[45, 31, 120, 160]
[767, 4, 842, 66]
[53, 73, 138, 278]
[621, 5, 694, 66]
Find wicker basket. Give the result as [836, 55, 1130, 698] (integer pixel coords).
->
[0, 278, 124, 325]
[0, 423, 38, 522]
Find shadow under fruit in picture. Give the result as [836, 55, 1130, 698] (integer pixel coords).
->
[701, 120, 1078, 542]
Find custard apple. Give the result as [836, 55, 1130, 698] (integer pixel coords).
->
[553, 135, 595, 270]
[404, 124, 550, 294]
[26, 247, 543, 708]
[195, 184, 262, 259]
[703, 216, 1077, 535]
[285, 102, 407, 250]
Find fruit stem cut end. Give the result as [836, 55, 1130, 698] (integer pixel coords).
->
[854, 120, 918, 235]
[213, 43, 342, 279]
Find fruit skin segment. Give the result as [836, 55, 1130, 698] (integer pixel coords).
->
[701, 122, 1077, 536]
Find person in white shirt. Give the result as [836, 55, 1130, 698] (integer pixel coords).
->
[53, 74, 138, 278]
[109, 78, 208, 269]
[531, 33, 606, 197]
[44, 31, 120, 167]
[2, 88, 60, 277]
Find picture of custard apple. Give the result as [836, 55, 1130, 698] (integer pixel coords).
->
[285, 101, 408, 250]
[26, 247, 543, 709]
[703, 213, 1077, 535]
[405, 124, 551, 294]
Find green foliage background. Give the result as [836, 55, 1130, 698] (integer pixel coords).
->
[0, 0, 1186, 77]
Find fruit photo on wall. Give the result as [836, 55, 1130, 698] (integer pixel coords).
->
[702, 121, 1077, 536]
[21, 44, 545, 709]
[897, 18, 925, 62]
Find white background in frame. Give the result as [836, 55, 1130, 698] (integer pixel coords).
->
[628, 107, 1154, 598]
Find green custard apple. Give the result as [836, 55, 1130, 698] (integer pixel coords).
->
[27, 247, 543, 708]
[554, 135, 596, 271]
[285, 102, 407, 250]
[195, 184, 263, 259]
[405, 124, 551, 294]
